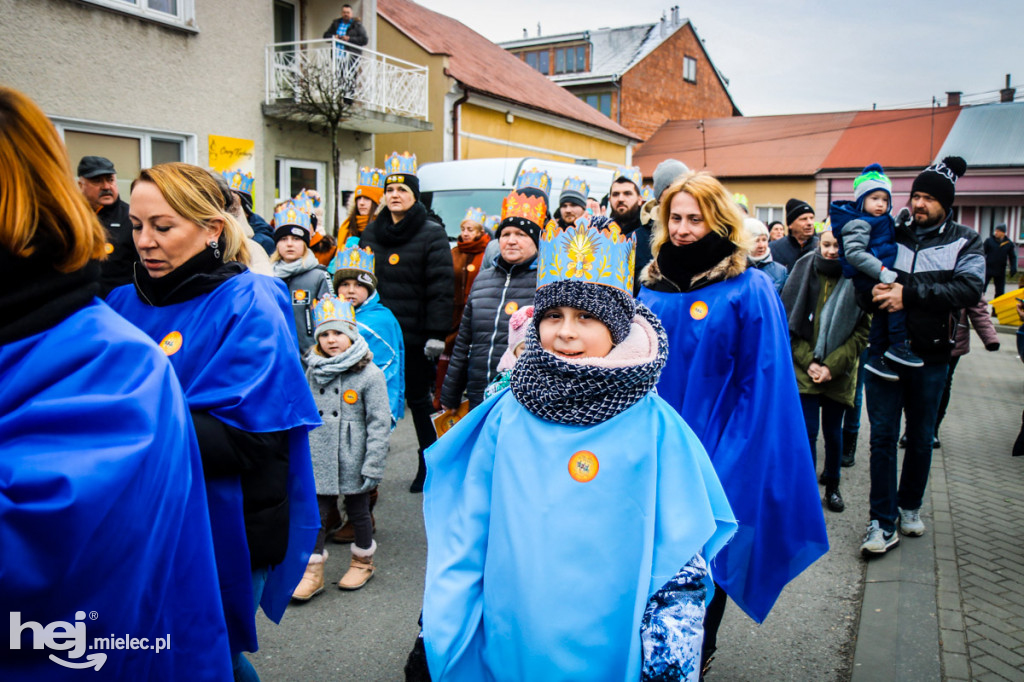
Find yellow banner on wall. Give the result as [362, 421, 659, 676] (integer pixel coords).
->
[209, 135, 255, 177]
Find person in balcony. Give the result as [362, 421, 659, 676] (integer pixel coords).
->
[323, 3, 368, 53]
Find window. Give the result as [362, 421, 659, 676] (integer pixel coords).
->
[276, 159, 327, 205]
[76, 0, 194, 30]
[683, 56, 697, 83]
[552, 46, 588, 74]
[576, 45, 587, 72]
[555, 49, 566, 75]
[525, 52, 538, 71]
[521, 49, 550, 75]
[582, 93, 612, 118]
[755, 205, 785, 225]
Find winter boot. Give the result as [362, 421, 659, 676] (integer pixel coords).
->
[291, 551, 326, 601]
[409, 449, 427, 493]
[841, 429, 857, 467]
[823, 479, 845, 513]
[338, 541, 376, 590]
[333, 488, 378, 543]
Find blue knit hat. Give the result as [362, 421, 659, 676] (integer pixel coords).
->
[853, 163, 892, 210]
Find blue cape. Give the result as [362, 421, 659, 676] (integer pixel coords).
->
[1, 301, 232, 679]
[639, 268, 829, 623]
[107, 272, 321, 654]
[356, 290, 406, 425]
[422, 390, 736, 682]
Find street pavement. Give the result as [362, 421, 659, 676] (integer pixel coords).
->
[251, 327, 1024, 681]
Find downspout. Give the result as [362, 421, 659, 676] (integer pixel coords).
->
[451, 87, 470, 161]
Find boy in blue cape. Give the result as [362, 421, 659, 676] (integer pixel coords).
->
[419, 216, 736, 682]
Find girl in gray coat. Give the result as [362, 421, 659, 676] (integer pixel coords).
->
[292, 295, 391, 600]
[272, 202, 334, 357]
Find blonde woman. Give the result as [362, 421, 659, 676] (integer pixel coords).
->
[638, 171, 828, 675]
[106, 162, 321, 681]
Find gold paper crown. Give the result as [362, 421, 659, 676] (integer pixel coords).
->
[501, 192, 547, 228]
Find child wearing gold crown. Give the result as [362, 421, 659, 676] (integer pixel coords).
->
[292, 295, 391, 599]
[413, 216, 736, 682]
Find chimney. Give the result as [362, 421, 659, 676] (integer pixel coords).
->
[1000, 74, 1015, 103]
[660, 11, 667, 38]
[522, 28, 528, 38]
[671, 6, 679, 26]
[536, 22, 541, 37]
[946, 91, 962, 107]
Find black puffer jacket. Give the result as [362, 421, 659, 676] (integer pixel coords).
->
[97, 198, 137, 297]
[441, 255, 537, 408]
[360, 203, 454, 346]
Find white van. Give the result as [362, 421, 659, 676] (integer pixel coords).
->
[418, 157, 615, 240]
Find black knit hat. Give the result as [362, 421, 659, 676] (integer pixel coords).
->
[534, 279, 636, 345]
[497, 187, 549, 246]
[785, 198, 814, 226]
[911, 156, 967, 212]
[384, 172, 420, 202]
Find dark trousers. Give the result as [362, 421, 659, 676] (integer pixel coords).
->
[405, 339, 438, 451]
[315, 493, 373, 552]
[986, 273, 1007, 299]
[800, 393, 845, 481]
[843, 348, 868, 433]
[934, 355, 961, 433]
[701, 581, 728, 669]
[865, 364, 947, 532]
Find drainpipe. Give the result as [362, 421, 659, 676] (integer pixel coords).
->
[451, 87, 469, 160]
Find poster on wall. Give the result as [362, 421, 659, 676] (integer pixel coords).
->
[209, 134, 256, 193]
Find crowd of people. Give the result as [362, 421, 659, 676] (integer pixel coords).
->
[2, 81, 1011, 681]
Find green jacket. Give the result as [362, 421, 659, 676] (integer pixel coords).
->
[791, 272, 870, 407]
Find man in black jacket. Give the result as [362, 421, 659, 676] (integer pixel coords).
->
[769, 198, 818, 271]
[860, 156, 983, 558]
[984, 223, 1017, 298]
[360, 155, 454, 492]
[323, 4, 369, 51]
[77, 156, 136, 296]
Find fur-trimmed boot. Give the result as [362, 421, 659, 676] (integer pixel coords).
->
[338, 541, 376, 590]
[292, 551, 326, 601]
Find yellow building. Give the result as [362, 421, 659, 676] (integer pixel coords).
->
[375, 0, 639, 170]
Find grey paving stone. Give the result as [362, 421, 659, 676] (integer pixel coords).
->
[942, 651, 970, 679]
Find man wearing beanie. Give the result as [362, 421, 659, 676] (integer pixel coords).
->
[555, 177, 588, 228]
[769, 198, 818, 271]
[359, 152, 454, 492]
[861, 156, 984, 557]
[984, 223, 1017, 298]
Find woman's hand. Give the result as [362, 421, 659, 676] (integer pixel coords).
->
[808, 362, 832, 384]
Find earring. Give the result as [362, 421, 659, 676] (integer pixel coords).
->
[209, 239, 221, 260]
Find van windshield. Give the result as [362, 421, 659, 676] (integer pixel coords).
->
[424, 189, 510, 240]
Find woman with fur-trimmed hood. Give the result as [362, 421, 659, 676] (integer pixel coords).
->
[638, 171, 829, 677]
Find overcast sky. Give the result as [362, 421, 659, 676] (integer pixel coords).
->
[416, 0, 1023, 116]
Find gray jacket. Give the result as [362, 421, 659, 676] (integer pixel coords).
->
[283, 266, 334, 356]
[307, 355, 391, 495]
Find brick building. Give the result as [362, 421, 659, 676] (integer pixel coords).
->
[500, 7, 740, 140]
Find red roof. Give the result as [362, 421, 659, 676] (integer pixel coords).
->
[821, 107, 961, 170]
[378, 0, 639, 141]
[634, 111, 857, 178]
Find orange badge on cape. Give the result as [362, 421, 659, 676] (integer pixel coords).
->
[343, 390, 359, 404]
[689, 301, 708, 320]
[104, 242, 114, 255]
[568, 450, 599, 483]
[388, 253, 400, 265]
[505, 301, 519, 315]
[159, 331, 183, 356]
[467, 264, 476, 272]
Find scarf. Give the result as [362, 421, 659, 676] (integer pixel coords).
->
[655, 231, 737, 292]
[510, 304, 668, 426]
[133, 247, 245, 307]
[782, 252, 861, 361]
[750, 247, 774, 265]
[0, 249, 100, 345]
[371, 202, 428, 247]
[305, 335, 371, 385]
[273, 250, 320, 280]
[456, 233, 490, 255]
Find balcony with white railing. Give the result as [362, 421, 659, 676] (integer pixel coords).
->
[264, 39, 431, 134]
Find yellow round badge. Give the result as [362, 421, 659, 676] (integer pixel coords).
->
[504, 301, 519, 315]
[388, 253, 400, 265]
[568, 450, 599, 483]
[467, 264, 476, 272]
[104, 242, 114, 255]
[689, 301, 709, 320]
[158, 331, 183, 356]
[343, 390, 359, 404]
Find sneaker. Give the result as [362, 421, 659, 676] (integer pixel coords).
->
[884, 343, 925, 368]
[932, 435, 941, 449]
[861, 520, 900, 556]
[864, 355, 900, 381]
[899, 433, 907, 448]
[898, 507, 925, 536]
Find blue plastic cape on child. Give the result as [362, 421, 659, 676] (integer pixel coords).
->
[108, 272, 322, 655]
[640, 268, 829, 623]
[355, 290, 405, 425]
[421, 389, 736, 682]
[1, 301, 233, 679]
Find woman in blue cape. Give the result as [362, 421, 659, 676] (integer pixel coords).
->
[420, 216, 736, 682]
[0, 87, 231, 680]
[106, 162, 321, 680]
[638, 172, 829, 672]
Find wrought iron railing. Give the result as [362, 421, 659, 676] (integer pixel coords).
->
[265, 39, 428, 119]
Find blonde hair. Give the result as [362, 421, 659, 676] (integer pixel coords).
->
[269, 239, 309, 263]
[653, 172, 751, 258]
[0, 86, 107, 272]
[133, 163, 250, 266]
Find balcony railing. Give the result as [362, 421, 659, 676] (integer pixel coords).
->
[265, 39, 428, 120]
